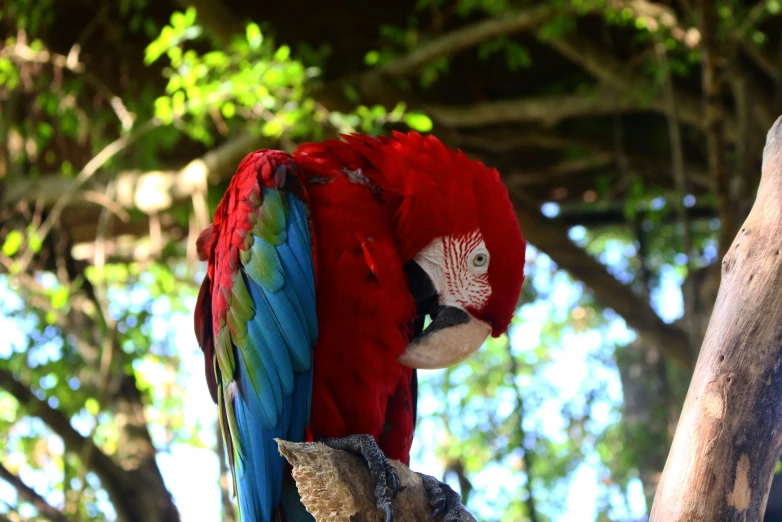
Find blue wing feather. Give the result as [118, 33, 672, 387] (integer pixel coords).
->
[228, 186, 317, 522]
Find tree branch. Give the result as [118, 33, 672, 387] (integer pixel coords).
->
[449, 128, 714, 191]
[15, 119, 161, 273]
[427, 91, 640, 128]
[738, 40, 781, 82]
[1, 39, 133, 129]
[654, 33, 697, 358]
[505, 153, 614, 187]
[2, 132, 261, 213]
[0, 464, 73, 522]
[276, 441, 476, 522]
[650, 115, 782, 521]
[510, 198, 694, 368]
[545, 34, 723, 136]
[701, 0, 734, 259]
[374, 5, 561, 77]
[352, 0, 693, 83]
[0, 368, 134, 522]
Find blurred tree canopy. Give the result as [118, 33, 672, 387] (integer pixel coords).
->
[1, 0, 781, 521]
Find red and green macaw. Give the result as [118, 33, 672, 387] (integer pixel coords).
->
[194, 132, 526, 522]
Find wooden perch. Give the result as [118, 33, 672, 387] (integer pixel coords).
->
[277, 440, 477, 522]
[649, 115, 782, 520]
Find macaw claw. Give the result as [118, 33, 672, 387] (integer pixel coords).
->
[319, 434, 399, 521]
[418, 472, 462, 522]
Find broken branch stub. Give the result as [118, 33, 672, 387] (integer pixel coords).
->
[276, 440, 477, 522]
[649, 115, 782, 521]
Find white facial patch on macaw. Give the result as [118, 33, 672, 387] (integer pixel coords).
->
[400, 230, 493, 369]
[413, 230, 491, 311]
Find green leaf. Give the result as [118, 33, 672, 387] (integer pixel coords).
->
[36, 121, 53, 139]
[537, 15, 576, 41]
[26, 227, 42, 253]
[343, 84, 360, 104]
[506, 43, 531, 71]
[274, 45, 291, 62]
[50, 286, 68, 310]
[171, 11, 185, 30]
[172, 90, 186, 116]
[246, 23, 262, 49]
[84, 398, 100, 416]
[404, 112, 433, 132]
[154, 96, 173, 124]
[221, 102, 236, 119]
[262, 118, 283, 137]
[2, 230, 23, 256]
[183, 6, 197, 26]
[364, 50, 381, 66]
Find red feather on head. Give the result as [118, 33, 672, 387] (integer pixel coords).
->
[302, 131, 526, 336]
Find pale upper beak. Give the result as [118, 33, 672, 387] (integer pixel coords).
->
[398, 261, 492, 369]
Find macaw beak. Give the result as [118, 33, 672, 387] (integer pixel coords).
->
[398, 262, 492, 369]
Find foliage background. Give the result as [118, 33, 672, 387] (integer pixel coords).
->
[1, 0, 781, 521]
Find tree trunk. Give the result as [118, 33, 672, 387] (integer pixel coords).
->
[650, 115, 782, 521]
[113, 374, 180, 522]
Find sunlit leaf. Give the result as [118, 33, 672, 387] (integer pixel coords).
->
[404, 112, 433, 132]
[2, 230, 23, 257]
[246, 22, 262, 49]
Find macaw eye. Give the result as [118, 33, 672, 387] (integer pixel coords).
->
[471, 250, 489, 268]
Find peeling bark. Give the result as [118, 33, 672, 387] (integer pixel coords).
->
[650, 115, 782, 521]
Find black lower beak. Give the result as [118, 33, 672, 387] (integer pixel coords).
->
[411, 306, 471, 344]
[400, 262, 492, 369]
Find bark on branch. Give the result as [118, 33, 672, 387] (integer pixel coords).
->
[0, 463, 73, 522]
[701, 0, 735, 259]
[370, 5, 560, 78]
[427, 91, 639, 128]
[0, 368, 133, 520]
[2, 132, 261, 212]
[276, 441, 476, 522]
[0, 368, 178, 522]
[545, 34, 726, 137]
[511, 199, 694, 368]
[649, 115, 782, 521]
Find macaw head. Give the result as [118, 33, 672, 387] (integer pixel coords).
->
[340, 131, 526, 369]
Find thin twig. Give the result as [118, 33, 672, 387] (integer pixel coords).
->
[81, 190, 131, 222]
[734, 0, 771, 37]
[2, 40, 134, 129]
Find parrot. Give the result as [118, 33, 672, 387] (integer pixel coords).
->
[194, 131, 526, 522]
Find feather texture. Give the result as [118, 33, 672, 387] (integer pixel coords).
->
[195, 152, 317, 522]
[195, 133, 526, 521]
